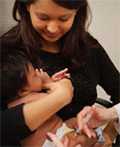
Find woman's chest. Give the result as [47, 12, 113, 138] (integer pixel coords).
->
[40, 56, 98, 100]
[39, 56, 99, 118]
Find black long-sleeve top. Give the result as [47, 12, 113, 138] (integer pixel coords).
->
[1, 105, 31, 146]
[1, 26, 120, 146]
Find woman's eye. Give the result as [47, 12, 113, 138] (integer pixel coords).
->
[40, 17, 49, 21]
[59, 16, 69, 22]
[36, 14, 49, 21]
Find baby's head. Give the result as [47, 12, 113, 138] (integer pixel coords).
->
[2, 51, 43, 102]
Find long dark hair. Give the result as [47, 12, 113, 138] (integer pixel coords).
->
[13, 0, 98, 69]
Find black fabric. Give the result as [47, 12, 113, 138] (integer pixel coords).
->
[113, 135, 120, 147]
[1, 25, 120, 145]
[1, 105, 31, 146]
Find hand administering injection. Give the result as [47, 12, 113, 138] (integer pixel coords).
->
[77, 105, 118, 138]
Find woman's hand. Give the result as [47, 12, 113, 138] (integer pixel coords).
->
[77, 106, 118, 138]
[38, 68, 70, 86]
[44, 78, 74, 104]
[65, 118, 97, 147]
[51, 68, 70, 81]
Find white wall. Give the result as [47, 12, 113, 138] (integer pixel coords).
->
[0, 0, 16, 35]
[88, 0, 120, 70]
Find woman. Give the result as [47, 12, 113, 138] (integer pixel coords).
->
[1, 0, 120, 146]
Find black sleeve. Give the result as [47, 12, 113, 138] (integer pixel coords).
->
[94, 47, 120, 104]
[1, 104, 31, 146]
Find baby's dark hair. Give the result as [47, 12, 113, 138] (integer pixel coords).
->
[1, 51, 31, 105]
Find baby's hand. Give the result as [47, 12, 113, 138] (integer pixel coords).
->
[47, 132, 81, 147]
[47, 132, 69, 147]
[52, 68, 70, 81]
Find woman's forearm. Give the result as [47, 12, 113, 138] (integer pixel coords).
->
[23, 79, 73, 131]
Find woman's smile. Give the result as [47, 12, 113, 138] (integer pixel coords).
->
[44, 30, 60, 38]
[41, 29, 62, 42]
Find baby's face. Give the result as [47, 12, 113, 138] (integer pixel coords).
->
[25, 64, 44, 92]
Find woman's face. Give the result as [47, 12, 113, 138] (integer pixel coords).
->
[27, 0, 77, 42]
